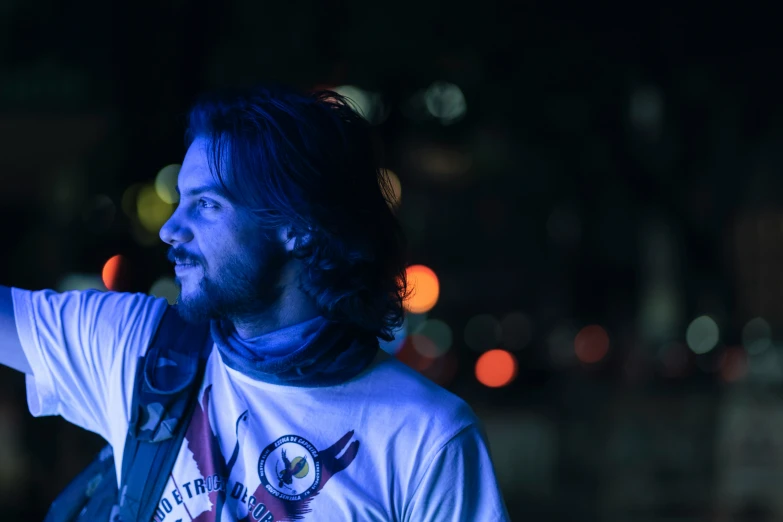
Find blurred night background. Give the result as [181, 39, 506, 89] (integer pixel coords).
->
[2, 1, 783, 521]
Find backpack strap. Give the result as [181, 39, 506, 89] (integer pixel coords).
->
[42, 444, 117, 522]
[118, 306, 211, 522]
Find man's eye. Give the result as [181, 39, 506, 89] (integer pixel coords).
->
[199, 199, 217, 209]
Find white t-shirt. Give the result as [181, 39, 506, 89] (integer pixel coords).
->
[13, 288, 510, 521]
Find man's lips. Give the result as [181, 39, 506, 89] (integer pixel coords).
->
[174, 262, 199, 273]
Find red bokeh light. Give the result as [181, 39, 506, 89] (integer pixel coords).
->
[720, 346, 748, 383]
[574, 325, 610, 364]
[475, 349, 518, 388]
[102, 255, 130, 291]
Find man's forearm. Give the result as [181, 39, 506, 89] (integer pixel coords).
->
[0, 285, 31, 374]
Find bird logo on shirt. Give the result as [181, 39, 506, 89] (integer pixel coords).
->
[278, 450, 309, 490]
[179, 384, 361, 521]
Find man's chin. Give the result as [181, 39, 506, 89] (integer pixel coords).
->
[174, 294, 214, 324]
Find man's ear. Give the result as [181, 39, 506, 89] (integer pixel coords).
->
[278, 226, 311, 253]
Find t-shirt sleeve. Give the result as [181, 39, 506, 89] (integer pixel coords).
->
[11, 288, 169, 440]
[405, 423, 510, 522]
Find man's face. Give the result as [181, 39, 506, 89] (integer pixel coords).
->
[159, 136, 289, 324]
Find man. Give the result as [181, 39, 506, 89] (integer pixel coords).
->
[0, 84, 510, 520]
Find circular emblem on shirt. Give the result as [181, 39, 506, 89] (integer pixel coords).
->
[258, 435, 321, 501]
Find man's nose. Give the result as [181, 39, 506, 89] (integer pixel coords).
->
[159, 211, 193, 245]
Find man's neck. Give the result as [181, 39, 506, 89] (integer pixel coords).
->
[231, 313, 317, 339]
[230, 287, 320, 339]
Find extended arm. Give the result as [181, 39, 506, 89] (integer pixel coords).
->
[0, 285, 31, 374]
[6, 288, 167, 436]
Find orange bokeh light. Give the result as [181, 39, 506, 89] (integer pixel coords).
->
[404, 264, 440, 314]
[574, 325, 610, 363]
[102, 255, 126, 291]
[475, 349, 518, 388]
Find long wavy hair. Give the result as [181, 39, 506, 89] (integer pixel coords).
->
[184, 84, 409, 341]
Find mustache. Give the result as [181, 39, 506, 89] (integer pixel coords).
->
[167, 247, 201, 265]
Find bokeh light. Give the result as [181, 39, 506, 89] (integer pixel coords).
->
[149, 276, 179, 305]
[475, 349, 518, 388]
[333, 85, 388, 125]
[406, 312, 428, 333]
[720, 346, 748, 383]
[574, 325, 610, 363]
[102, 255, 129, 291]
[57, 274, 107, 292]
[137, 183, 174, 234]
[500, 311, 533, 351]
[403, 264, 440, 313]
[686, 315, 720, 354]
[396, 334, 436, 372]
[464, 314, 502, 352]
[424, 81, 467, 124]
[746, 345, 783, 384]
[154, 164, 181, 205]
[412, 318, 453, 358]
[742, 317, 772, 355]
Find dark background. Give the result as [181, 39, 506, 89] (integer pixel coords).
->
[2, 1, 783, 520]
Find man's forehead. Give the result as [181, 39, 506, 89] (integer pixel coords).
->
[176, 163, 219, 191]
[178, 138, 224, 195]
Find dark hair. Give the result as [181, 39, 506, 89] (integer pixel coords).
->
[185, 84, 409, 341]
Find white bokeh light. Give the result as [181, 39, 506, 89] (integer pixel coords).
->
[686, 316, 720, 355]
[424, 81, 466, 125]
[742, 317, 772, 355]
[333, 85, 388, 125]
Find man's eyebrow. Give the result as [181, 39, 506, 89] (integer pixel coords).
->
[175, 184, 227, 197]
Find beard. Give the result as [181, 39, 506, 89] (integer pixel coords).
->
[172, 238, 289, 325]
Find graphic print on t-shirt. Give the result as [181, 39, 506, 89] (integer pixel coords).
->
[248, 430, 360, 520]
[153, 385, 360, 522]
